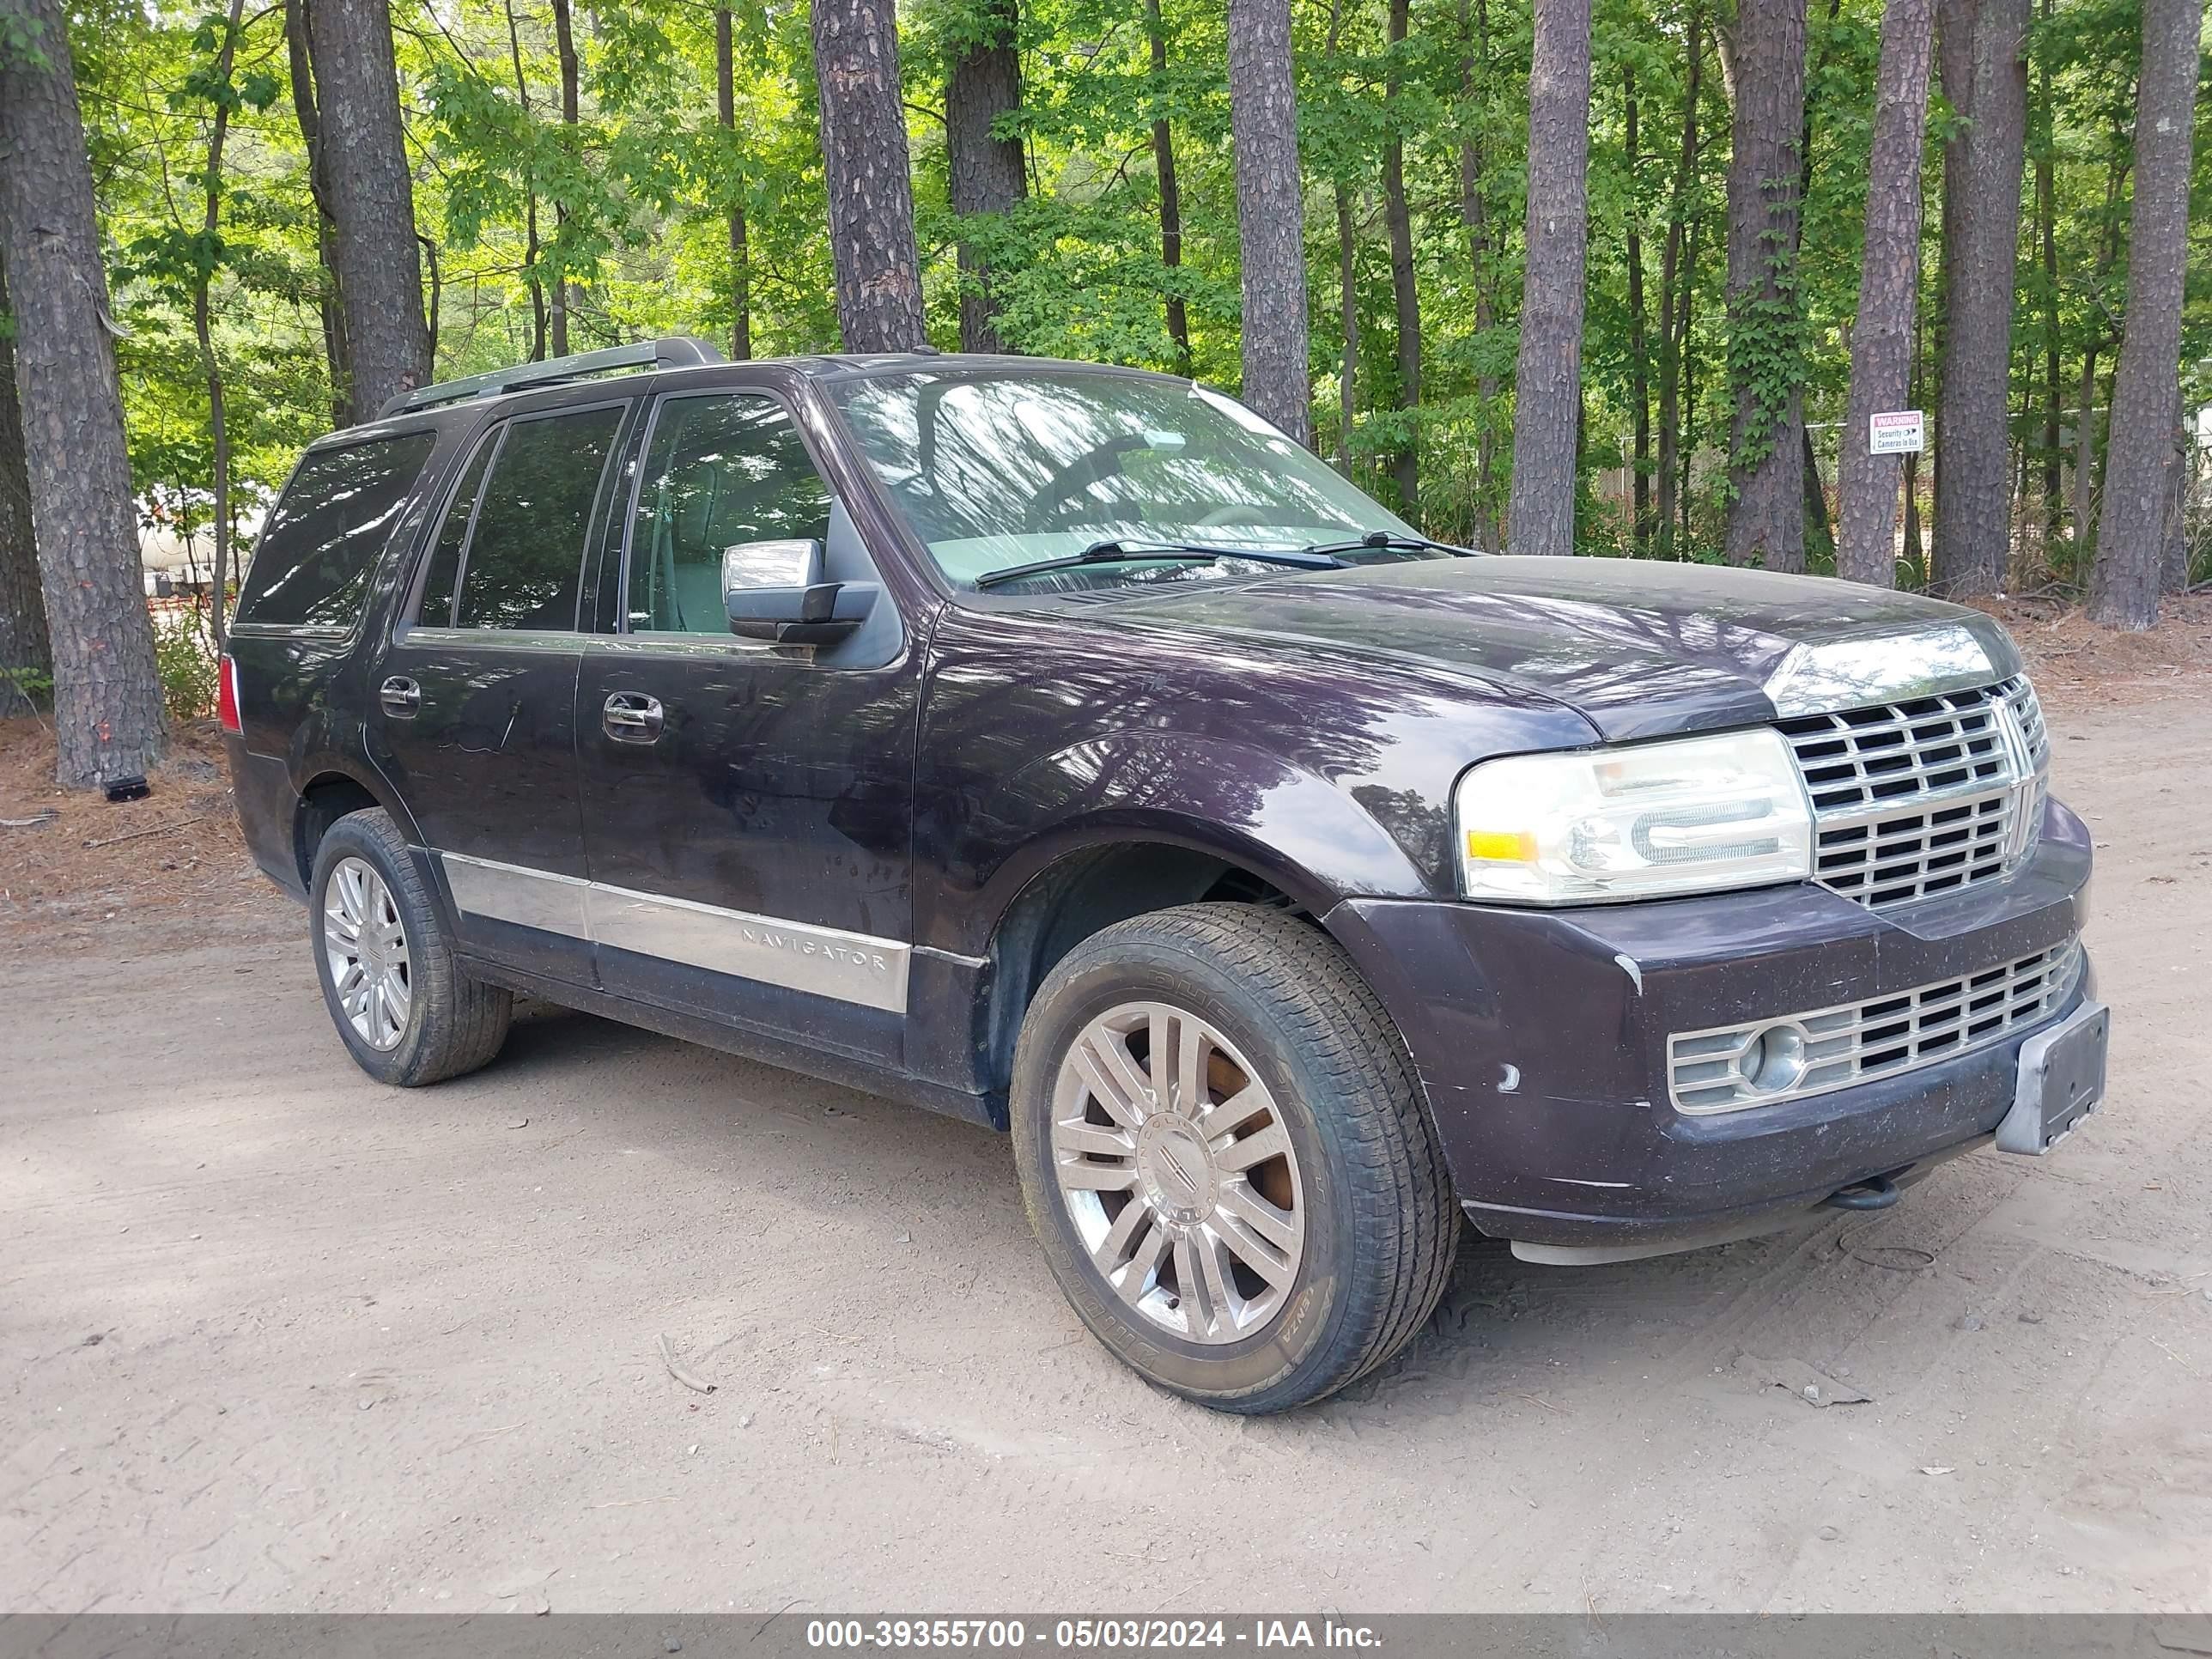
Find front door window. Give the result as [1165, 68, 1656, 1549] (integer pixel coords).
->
[627, 395, 832, 637]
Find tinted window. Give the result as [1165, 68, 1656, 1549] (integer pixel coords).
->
[414, 432, 497, 627]
[829, 373, 1419, 589]
[234, 431, 435, 627]
[454, 406, 624, 631]
[628, 395, 831, 635]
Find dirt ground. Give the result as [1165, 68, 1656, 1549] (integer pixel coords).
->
[3, 611, 2210, 1615]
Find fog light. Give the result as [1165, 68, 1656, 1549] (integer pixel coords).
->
[1740, 1024, 1808, 1095]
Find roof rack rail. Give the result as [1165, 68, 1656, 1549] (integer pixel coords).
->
[376, 337, 727, 420]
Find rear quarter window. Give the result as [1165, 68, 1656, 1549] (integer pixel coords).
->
[234, 430, 437, 628]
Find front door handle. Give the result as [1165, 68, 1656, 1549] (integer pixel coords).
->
[380, 677, 422, 718]
[602, 692, 664, 744]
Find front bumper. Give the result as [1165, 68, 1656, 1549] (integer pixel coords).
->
[1324, 797, 2094, 1253]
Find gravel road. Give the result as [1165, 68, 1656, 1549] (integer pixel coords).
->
[4, 688, 2209, 1615]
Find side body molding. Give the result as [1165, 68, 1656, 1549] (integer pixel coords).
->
[438, 852, 913, 1013]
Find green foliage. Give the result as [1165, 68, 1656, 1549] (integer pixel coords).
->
[1, 666, 55, 708]
[0, 6, 54, 74]
[152, 606, 220, 722]
[53, 0, 2209, 572]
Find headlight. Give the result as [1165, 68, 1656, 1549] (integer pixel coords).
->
[1453, 728, 1814, 904]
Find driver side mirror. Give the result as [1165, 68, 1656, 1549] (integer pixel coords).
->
[723, 538, 877, 647]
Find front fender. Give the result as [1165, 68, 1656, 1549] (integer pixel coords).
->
[931, 732, 1437, 957]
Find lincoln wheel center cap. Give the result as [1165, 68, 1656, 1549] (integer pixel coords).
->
[1135, 1115, 1217, 1225]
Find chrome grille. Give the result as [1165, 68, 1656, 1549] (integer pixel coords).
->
[1778, 676, 2050, 909]
[1669, 939, 2082, 1115]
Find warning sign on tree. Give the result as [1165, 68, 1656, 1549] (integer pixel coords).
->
[1869, 410, 1926, 455]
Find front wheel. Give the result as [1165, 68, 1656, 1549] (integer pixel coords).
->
[1010, 904, 1457, 1413]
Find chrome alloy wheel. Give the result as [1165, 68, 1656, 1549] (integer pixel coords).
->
[1049, 1001, 1305, 1344]
[324, 856, 412, 1051]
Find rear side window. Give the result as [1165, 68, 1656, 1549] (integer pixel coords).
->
[413, 432, 498, 627]
[234, 431, 436, 627]
[452, 406, 625, 631]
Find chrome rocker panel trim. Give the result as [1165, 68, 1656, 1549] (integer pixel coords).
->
[437, 850, 912, 1013]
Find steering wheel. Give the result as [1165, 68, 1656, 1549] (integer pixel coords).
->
[1023, 435, 1150, 532]
[1194, 504, 1274, 528]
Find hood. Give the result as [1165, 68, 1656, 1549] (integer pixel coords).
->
[1085, 556, 2025, 742]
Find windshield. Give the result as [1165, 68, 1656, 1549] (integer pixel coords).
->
[826, 370, 1433, 591]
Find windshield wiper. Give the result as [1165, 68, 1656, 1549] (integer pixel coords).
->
[1299, 530, 1475, 558]
[972, 538, 1346, 590]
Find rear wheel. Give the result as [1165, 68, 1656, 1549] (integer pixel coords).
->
[1011, 904, 1457, 1413]
[309, 808, 513, 1086]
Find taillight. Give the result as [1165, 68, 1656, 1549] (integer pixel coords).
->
[217, 653, 242, 735]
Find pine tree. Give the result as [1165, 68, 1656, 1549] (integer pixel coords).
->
[2087, 0, 2203, 629]
[303, 0, 432, 418]
[1506, 0, 1594, 555]
[1225, 0, 1313, 444]
[1836, 0, 1939, 586]
[1722, 0, 1809, 572]
[0, 0, 167, 785]
[813, 0, 927, 351]
[1929, 0, 2032, 594]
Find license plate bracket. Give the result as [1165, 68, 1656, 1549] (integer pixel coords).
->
[1996, 1000, 2109, 1156]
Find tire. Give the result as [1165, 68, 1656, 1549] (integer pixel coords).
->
[308, 807, 513, 1087]
[1010, 903, 1457, 1413]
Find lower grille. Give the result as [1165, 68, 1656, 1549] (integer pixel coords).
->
[1668, 938, 2082, 1115]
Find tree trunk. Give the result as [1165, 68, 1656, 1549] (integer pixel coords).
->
[2034, 0, 2062, 550]
[716, 9, 752, 360]
[1834, 0, 1936, 586]
[1679, 207, 1701, 553]
[1656, 9, 1704, 562]
[2067, 153, 2129, 556]
[1712, 21, 1740, 104]
[550, 0, 579, 356]
[0, 0, 167, 785]
[1225, 0, 1311, 445]
[284, 0, 349, 427]
[2087, 0, 2202, 629]
[1901, 449, 1923, 571]
[1721, 0, 1807, 572]
[1506, 0, 1594, 555]
[2160, 399, 2191, 595]
[1802, 427, 1833, 553]
[193, 0, 248, 651]
[1336, 185, 1358, 471]
[1146, 0, 1191, 374]
[1458, 0, 1499, 549]
[501, 0, 547, 362]
[1795, 0, 1841, 568]
[0, 252, 51, 714]
[1930, 0, 1973, 552]
[1381, 0, 1420, 513]
[1625, 62, 1650, 554]
[2071, 343, 2100, 552]
[1929, 0, 2030, 595]
[812, 0, 927, 352]
[946, 0, 1026, 354]
[421, 232, 441, 359]
[305, 0, 430, 420]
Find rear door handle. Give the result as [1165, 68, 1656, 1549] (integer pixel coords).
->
[602, 692, 664, 743]
[380, 677, 422, 718]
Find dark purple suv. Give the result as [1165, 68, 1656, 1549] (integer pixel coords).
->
[221, 340, 2107, 1412]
